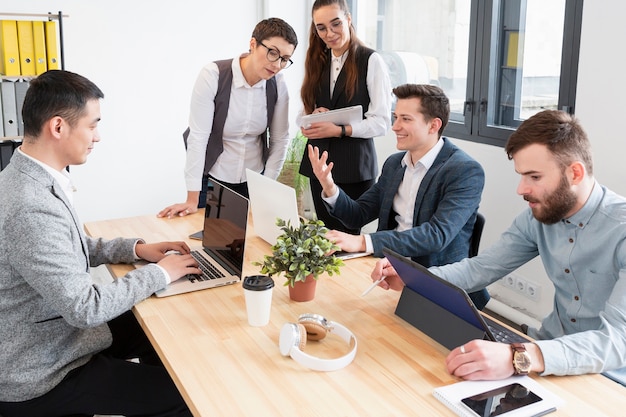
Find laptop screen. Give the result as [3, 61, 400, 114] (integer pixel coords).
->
[383, 248, 485, 330]
[201, 180, 249, 273]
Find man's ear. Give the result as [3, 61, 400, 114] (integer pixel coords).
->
[429, 117, 442, 135]
[569, 161, 585, 185]
[46, 116, 64, 139]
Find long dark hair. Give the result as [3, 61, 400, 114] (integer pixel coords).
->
[301, 0, 365, 114]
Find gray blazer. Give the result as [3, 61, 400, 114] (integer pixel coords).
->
[0, 151, 167, 402]
[328, 138, 485, 267]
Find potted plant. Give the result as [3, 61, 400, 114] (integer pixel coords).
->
[254, 218, 344, 301]
[277, 131, 309, 216]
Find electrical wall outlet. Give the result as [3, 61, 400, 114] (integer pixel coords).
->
[525, 281, 540, 301]
[499, 274, 541, 302]
[503, 275, 515, 288]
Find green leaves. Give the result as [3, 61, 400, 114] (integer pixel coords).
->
[253, 218, 344, 287]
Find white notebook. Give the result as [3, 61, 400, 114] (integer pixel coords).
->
[433, 376, 562, 417]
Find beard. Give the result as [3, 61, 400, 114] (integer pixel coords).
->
[525, 173, 578, 224]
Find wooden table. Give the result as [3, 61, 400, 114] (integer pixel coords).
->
[84, 211, 625, 416]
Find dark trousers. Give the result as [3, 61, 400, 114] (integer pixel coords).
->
[309, 177, 374, 234]
[0, 311, 192, 417]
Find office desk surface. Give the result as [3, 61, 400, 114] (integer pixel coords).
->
[84, 211, 624, 416]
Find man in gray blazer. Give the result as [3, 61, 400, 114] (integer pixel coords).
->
[0, 70, 199, 416]
[308, 84, 487, 306]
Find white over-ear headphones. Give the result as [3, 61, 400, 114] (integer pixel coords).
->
[279, 313, 357, 371]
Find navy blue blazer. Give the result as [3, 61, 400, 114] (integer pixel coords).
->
[327, 138, 485, 267]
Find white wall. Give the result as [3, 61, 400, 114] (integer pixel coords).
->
[3, 0, 309, 222]
[5, 1, 625, 321]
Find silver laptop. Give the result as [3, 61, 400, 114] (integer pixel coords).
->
[245, 169, 370, 260]
[245, 169, 301, 245]
[155, 180, 249, 297]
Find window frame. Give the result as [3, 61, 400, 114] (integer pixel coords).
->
[443, 0, 584, 147]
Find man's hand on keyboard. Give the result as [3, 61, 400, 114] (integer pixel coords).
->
[136, 241, 191, 262]
[157, 252, 201, 282]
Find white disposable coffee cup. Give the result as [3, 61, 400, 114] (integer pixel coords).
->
[242, 275, 275, 327]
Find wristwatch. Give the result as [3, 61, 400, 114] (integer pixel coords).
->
[339, 124, 346, 137]
[511, 343, 532, 375]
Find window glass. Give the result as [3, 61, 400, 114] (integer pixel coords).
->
[352, 0, 577, 145]
[486, 0, 566, 129]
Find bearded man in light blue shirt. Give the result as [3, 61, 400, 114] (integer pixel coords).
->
[371, 109, 626, 380]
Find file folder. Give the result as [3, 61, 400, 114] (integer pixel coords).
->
[0, 20, 21, 76]
[32, 20, 47, 75]
[16, 20, 36, 76]
[44, 20, 59, 70]
[1, 139, 14, 170]
[14, 80, 29, 136]
[0, 93, 4, 137]
[1, 80, 18, 137]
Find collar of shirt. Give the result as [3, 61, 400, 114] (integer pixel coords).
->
[232, 53, 266, 90]
[17, 147, 75, 206]
[562, 180, 602, 229]
[330, 50, 348, 95]
[401, 137, 445, 171]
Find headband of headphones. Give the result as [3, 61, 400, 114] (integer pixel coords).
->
[279, 313, 357, 372]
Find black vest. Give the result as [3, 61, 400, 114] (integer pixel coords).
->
[300, 47, 378, 183]
[183, 59, 278, 175]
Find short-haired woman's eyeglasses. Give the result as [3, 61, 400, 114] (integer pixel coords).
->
[258, 41, 293, 69]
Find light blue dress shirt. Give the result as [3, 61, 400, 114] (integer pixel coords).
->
[431, 182, 626, 376]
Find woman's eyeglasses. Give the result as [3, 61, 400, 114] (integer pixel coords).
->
[315, 18, 344, 35]
[258, 41, 293, 69]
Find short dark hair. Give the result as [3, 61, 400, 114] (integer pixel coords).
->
[252, 17, 298, 48]
[392, 83, 450, 137]
[505, 110, 593, 175]
[22, 70, 104, 138]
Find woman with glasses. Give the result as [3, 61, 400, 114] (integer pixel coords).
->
[159, 18, 297, 219]
[298, 0, 391, 234]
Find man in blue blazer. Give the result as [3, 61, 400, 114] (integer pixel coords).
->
[308, 84, 487, 305]
[0, 70, 198, 416]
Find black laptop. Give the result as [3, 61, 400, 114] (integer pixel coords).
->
[383, 248, 531, 349]
[155, 180, 249, 297]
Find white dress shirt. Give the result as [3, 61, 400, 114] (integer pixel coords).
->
[185, 54, 291, 190]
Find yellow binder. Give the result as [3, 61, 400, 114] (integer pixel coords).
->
[32, 21, 47, 75]
[16, 20, 36, 76]
[44, 20, 59, 70]
[0, 20, 21, 76]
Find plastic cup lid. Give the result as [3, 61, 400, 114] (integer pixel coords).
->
[242, 275, 275, 291]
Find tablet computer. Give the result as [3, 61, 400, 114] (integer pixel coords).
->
[301, 105, 363, 128]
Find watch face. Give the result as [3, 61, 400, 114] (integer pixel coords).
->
[514, 351, 532, 372]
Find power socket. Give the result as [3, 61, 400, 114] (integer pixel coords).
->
[500, 274, 541, 301]
[503, 275, 515, 288]
[525, 281, 540, 301]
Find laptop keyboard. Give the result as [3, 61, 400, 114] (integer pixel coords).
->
[215, 248, 240, 269]
[487, 321, 530, 344]
[186, 250, 226, 281]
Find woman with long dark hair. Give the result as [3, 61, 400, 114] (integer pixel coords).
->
[298, 0, 391, 234]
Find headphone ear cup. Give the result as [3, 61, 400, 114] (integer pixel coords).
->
[300, 319, 327, 341]
[296, 323, 307, 350]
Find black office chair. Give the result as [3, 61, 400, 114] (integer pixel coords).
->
[469, 212, 485, 259]
[467, 213, 490, 310]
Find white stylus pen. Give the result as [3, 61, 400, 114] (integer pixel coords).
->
[361, 277, 386, 297]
